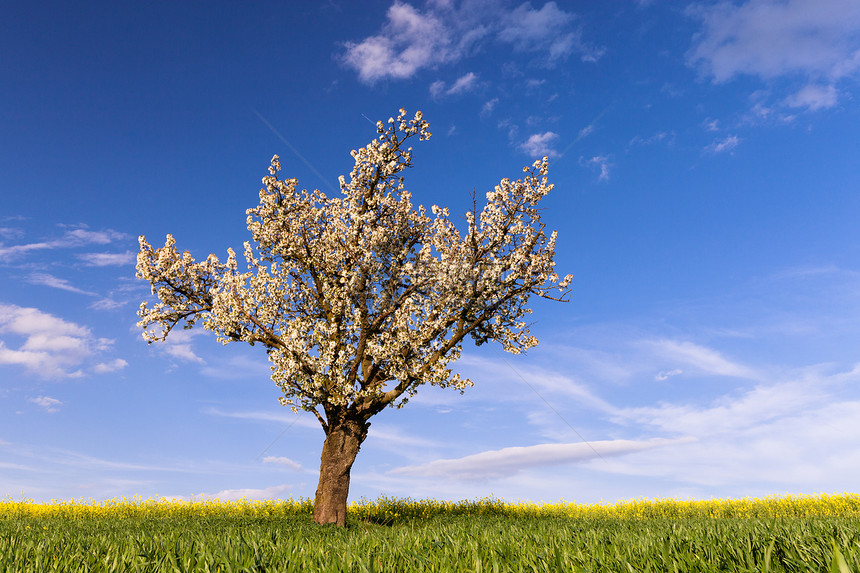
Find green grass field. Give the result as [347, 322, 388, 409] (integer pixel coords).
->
[2, 494, 859, 572]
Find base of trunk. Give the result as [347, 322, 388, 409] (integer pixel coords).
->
[313, 417, 369, 526]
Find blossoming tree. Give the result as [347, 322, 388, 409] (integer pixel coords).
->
[136, 109, 572, 526]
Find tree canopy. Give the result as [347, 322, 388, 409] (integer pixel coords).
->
[136, 108, 571, 525]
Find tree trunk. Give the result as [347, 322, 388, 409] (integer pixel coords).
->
[313, 415, 369, 526]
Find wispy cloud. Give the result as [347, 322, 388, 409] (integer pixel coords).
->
[185, 484, 294, 502]
[26, 273, 98, 296]
[92, 358, 128, 374]
[392, 438, 691, 480]
[429, 72, 479, 99]
[655, 368, 683, 381]
[630, 131, 673, 146]
[62, 228, 126, 245]
[5, 442, 187, 475]
[450, 353, 621, 417]
[342, 1, 598, 83]
[30, 396, 62, 413]
[705, 135, 741, 154]
[0, 227, 127, 262]
[89, 298, 127, 311]
[519, 131, 559, 157]
[641, 339, 759, 379]
[78, 251, 136, 266]
[608, 364, 860, 490]
[783, 83, 839, 110]
[581, 155, 612, 181]
[89, 279, 140, 312]
[262, 456, 306, 472]
[0, 241, 54, 260]
[448, 71, 479, 95]
[0, 227, 24, 240]
[367, 422, 441, 449]
[146, 329, 206, 364]
[499, 1, 602, 63]
[703, 118, 720, 132]
[447, 327, 860, 494]
[204, 408, 321, 431]
[481, 97, 499, 116]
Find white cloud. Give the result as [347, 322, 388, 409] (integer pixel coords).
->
[185, 484, 293, 502]
[511, 367, 617, 415]
[78, 251, 136, 266]
[429, 72, 479, 99]
[783, 83, 839, 110]
[204, 407, 321, 431]
[607, 364, 860, 490]
[689, 0, 860, 81]
[89, 298, 126, 311]
[447, 331, 860, 494]
[705, 134, 741, 154]
[26, 273, 98, 296]
[499, 2, 572, 49]
[428, 79, 446, 98]
[655, 369, 682, 381]
[148, 329, 206, 364]
[0, 304, 114, 378]
[30, 396, 62, 413]
[0, 309, 87, 345]
[519, 131, 559, 157]
[63, 229, 126, 245]
[93, 358, 128, 374]
[447, 71, 478, 94]
[581, 155, 612, 181]
[164, 344, 203, 364]
[0, 227, 127, 262]
[343, 2, 471, 83]
[342, 1, 596, 83]
[262, 456, 305, 472]
[499, 2, 602, 63]
[619, 379, 816, 437]
[481, 97, 499, 116]
[0, 241, 54, 260]
[0, 227, 24, 240]
[642, 339, 759, 379]
[688, 0, 860, 109]
[389, 279, 860, 498]
[443, 353, 623, 424]
[392, 438, 691, 480]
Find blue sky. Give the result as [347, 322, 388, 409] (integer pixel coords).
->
[2, 0, 860, 504]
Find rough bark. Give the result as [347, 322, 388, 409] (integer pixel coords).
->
[312, 415, 370, 526]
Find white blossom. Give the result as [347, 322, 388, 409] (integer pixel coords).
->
[136, 109, 571, 425]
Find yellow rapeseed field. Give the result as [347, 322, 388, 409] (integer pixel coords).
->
[5, 493, 860, 571]
[2, 492, 857, 521]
